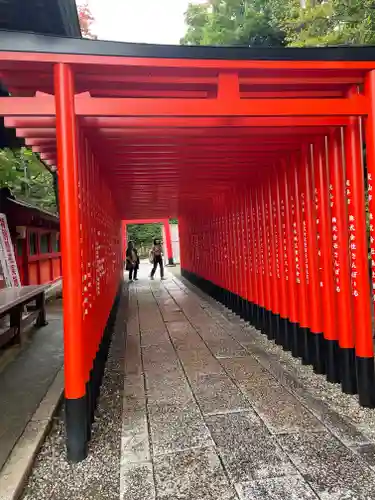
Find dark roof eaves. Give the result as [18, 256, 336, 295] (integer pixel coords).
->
[1, 31, 375, 61]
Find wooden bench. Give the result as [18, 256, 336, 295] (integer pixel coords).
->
[0, 285, 48, 349]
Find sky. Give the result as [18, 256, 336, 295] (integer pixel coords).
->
[77, 0, 195, 45]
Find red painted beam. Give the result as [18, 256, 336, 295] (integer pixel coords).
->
[6, 115, 350, 128]
[124, 219, 166, 224]
[70, 73, 361, 86]
[241, 90, 344, 98]
[89, 89, 210, 98]
[24, 137, 55, 144]
[0, 95, 365, 117]
[81, 116, 350, 128]
[74, 95, 367, 117]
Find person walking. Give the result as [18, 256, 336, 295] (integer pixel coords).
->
[149, 238, 166, 280]
[126, 241, 139, 282]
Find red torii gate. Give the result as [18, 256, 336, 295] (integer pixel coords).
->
[122, 219, 174, 265]
[1, 31, 375, 461]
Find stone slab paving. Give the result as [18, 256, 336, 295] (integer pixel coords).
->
[15, 266, 375, 500]
[121, 266, 375, 500]
[21, 290, 127, 500]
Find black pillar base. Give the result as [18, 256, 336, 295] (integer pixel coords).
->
[273, 314, 281, 345]
[239, 297, 244, 317]
[311, 332, 326, 375]
[245, 301, 252, 322]
[356, 356, 375, 408]
[325, 339, 341, 384]
[300, 327, 311, 365]
[167, 257, 175, 266]
[229, 292, 236, 312]
[224, 290, 230, 308]
[235, 295, 242, 316]
[240, 298, 247, 320]
[228, 291, 233, 310]
[253, 304, 260, 330]
[65, 396, 88, 462]
[278, 317, 287, 348]
[340, 347, 357, 395]
[289, 322, 299, 357]
[65, 283, 122, 463]
[260, 308, 268, 336]
[236, 296, 242, 316]
[267, 311, 275, 340]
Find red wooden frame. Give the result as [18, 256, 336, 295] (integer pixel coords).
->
[3, 35, 375, 461]
[21, 227, 61, 286]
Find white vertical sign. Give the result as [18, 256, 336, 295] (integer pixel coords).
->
[0, 213, 21, 287]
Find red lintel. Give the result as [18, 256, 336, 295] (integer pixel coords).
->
[0, 95, 367, 117]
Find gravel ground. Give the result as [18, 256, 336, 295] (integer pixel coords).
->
[21, 312, 125, 500]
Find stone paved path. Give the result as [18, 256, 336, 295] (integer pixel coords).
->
[122, 266, 375, 500]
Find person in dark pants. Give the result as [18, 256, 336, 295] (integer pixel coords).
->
[149, 238, 166, 280]
[126, 241, 139, 282]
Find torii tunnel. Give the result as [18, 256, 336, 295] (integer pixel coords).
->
[3, 32, 375, 461]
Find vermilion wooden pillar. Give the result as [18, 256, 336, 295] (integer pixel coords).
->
[232, 195, 240, 313]
[292, 154, 309, 361]
[220, 207, 227, 303]
[306, 145, 325, 374]
[273, 167, 288, 346]
[163, 219, 174, 265]
[297, 148, 313, 363]
[238, 192, 247, 318]
[361, 71, 375, 407]
[344, 120, 372, 389]
[268, 175, 280, 342]
[255, 186, 266, 332]
[224, 203, 231, 307]
[314, 139, 340, 383]
[328, 129, 357, 394]
[223, 203, 230, 307]
[243, 190, 253, 321]
[121, 220, 127, 261]
[283, 161, 299, 355]
[229, 199, 237, 311]
[248, 188, 258, 325]
[54, 62, 87, 462]
[234, 194, 241, 313]
[260, 181, 272, 337]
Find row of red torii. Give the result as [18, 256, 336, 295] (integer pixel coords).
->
[2, 32, 375, 461]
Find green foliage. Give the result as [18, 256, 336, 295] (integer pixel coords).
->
[127, 224, 162, 249]
[182, 0, 375, 48]
[283, 0, 375, 47]
[0, 148, 57, 213]
[181, 0, 286, 47]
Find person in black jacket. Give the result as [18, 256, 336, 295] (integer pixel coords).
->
[125, 241, 139, 282]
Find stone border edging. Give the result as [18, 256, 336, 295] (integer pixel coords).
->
[0, 366, 64, 500]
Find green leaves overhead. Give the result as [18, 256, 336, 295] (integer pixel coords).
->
[181, 0, 286, 47]
[127, 224, 162, 249]
[182, 0, 375, 48]
[0, 148, 57, 213]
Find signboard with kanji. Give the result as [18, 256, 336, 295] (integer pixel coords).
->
[0, 213, 21, 287]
